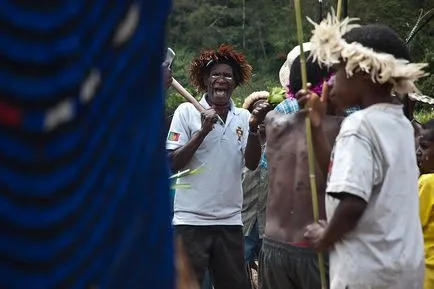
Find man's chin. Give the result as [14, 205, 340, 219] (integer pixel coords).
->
[211, 96, 231, 106]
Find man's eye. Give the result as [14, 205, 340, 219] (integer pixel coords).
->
[211, 74, 233, 80]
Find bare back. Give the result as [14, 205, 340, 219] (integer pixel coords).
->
[264, 111, 343, 243]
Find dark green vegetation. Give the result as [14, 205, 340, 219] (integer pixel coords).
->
[165, 0, 434, 116]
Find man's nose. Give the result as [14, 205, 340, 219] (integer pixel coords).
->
[215, 77, 227, 84]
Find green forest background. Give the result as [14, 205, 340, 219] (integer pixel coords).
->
[165, 0, 434, 119]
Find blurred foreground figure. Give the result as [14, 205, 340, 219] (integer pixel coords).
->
[0, 1, 173, 288]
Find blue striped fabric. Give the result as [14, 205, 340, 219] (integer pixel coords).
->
[0, 1, 173, 289]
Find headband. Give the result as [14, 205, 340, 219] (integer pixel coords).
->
[307, 10, 428, 94]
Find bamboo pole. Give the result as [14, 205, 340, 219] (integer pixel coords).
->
[293, 0, 327, 288]
[336, 0, 343, 19]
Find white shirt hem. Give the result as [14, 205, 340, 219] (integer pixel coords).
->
[173, 214, 243, 226]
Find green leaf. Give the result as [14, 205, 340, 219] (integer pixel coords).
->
[171, 183, 191, 190]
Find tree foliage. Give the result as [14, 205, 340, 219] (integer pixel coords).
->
[165, 0, 434, 116]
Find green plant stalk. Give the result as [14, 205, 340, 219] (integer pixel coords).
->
[337, 0, 343, 19]
[293, 0, 327, 288]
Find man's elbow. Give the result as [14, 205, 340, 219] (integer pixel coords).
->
[340, 193, 367, 222]
[167, 150, 182, 172]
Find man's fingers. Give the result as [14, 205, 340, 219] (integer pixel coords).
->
[298, 95, 309, 107]
[318, 220, 327, 227]
[295, 89, 309, 100]
[201, 112, 218, 124]
[321, 80, 329, 103]
[296, 108, 311, 118]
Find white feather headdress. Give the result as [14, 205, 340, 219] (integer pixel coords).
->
[307, 10, 429, 95]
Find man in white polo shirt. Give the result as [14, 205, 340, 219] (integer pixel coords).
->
[167, 44, 270, 289]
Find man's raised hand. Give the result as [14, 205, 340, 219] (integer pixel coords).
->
[200, 108, 218, 135]
[249, 102, 273, 129]
[296, 82, 328, 128]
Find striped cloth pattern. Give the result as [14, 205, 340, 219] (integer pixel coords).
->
[0, 1, 173, 289]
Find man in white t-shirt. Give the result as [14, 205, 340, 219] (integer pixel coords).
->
[167, 44, 270, 289]
[302, 19, 425, 289]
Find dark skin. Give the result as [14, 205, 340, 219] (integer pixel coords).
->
[416, 129, 434, 174]
[249, 100, 267, 144]
[168, 63, 271, 172]
[162, 60, 173, 89]
[304, 63, 395, 253]
[413, 120, 423, 148]
[264, 83, 344, 243]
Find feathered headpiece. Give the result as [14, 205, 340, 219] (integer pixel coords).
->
[189, 44, 252, 92]
[307, 10, 428, 95]
[242, 91, 269, 112]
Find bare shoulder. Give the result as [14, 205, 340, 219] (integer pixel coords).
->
[265, 110, 298, 128]
[265, 111, 305, 146]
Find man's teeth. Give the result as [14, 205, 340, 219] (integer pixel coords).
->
[215, 90, 225, 96]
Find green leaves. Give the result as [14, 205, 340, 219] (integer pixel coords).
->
[268, 87, 286, 107]
[165, 0, 434, 117]
[169, 165, 206, 190]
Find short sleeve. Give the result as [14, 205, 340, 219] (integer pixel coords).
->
[166, 105, 190, 150]
[419, 175, 434, 229]
[326, 133, 374, 202]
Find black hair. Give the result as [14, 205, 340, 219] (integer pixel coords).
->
[289, 51, 330, 93]
[342, 24, 410, 61]
[422, 119, 434, 141]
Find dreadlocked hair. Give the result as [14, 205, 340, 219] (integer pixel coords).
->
[189, 44, 252, 92]
[242, 91, 269, 112]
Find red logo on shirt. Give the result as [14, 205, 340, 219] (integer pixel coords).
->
[168, 131, 180, 142]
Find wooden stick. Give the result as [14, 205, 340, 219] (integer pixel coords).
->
[293, 0, 327, 288]
[171, 78, 224, 125]
[171, 78, 205, 113]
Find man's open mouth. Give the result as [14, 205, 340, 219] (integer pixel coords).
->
[214, 88, 227, 96]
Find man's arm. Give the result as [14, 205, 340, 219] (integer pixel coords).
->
[244, 125, 262, 170]
[318, 132, 374, 249]
[319, 193, 367, 248]
[167, 106, 216, 172]
[311, 125, 335, 178]
[168, 130, 207, 171]
[244, 102, 272, 170]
